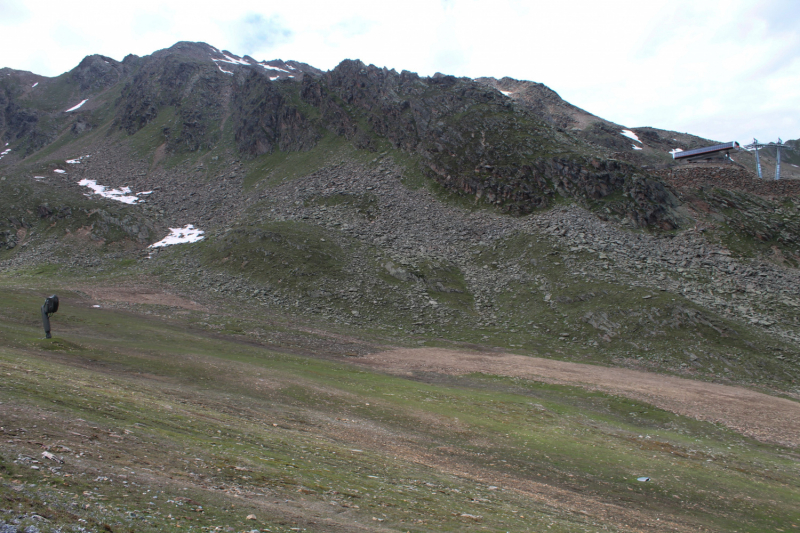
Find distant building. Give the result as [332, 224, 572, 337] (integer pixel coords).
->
[672, 142, 739, 163]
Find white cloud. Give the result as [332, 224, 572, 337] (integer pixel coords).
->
[0, 0, 797, 142]
[0, 0, 30, 25]
[231, 13, 293, 55]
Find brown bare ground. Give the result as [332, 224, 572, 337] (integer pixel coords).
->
[361, 348, 800, 448]
[77, 285, 208, 311]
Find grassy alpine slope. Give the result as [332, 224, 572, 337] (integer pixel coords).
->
[1, 281, 799, 533]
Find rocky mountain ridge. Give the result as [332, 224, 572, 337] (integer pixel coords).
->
[0, 42, 713, 226]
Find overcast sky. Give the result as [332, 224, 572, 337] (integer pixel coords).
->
[1, 0, 798, 143]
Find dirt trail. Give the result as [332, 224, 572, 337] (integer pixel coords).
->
[76, 285, 208, 311]
[362, 348, 800, 448]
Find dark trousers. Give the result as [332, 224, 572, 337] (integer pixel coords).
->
[42, 305, 51, 339]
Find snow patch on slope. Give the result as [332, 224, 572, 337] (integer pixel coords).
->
[149, 225, 205, 248]
[65, 99, 88, 112]
[263, 64, 291, 73]
[78, 179, 141, 204]
[209, 50, 297, 78]
[621, 129, 641, 143]
[214, 53, 250, 66]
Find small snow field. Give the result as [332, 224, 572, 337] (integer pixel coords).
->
[211, 54, 294, 74]
[620, 129, 641, 143]
[33, 176, 46, 180]
[222, 54, 249, 65]
[500, 90, 513, 97]
[65, 99, 88, 112]
[78, 179, 141, 204]
[66, 155, 90, 164]
[633, 145, 643, 150]
[53, 169, 66, 174]
[149, 224, 205, 248]
[265, 65, 291, 73]
[212, 53, 250, 66]
[0, 148, 9, 161]
[669, 148, 684, 155]
[31, 82, 38, 88]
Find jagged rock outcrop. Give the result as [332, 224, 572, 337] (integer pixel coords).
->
[0, 72, 49, 152]
[233, 71, 321, 156]
[115, 50, 229, 151]
[295, 61, 683, 226]
[113, 43, 325, 154]
[70, 55, 127, 91]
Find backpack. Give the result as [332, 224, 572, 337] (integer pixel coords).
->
[45, 295, 59, 315]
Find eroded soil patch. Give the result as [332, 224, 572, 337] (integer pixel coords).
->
[362, 348, 800, 448]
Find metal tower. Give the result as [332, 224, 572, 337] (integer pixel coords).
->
[744, 139, 766, 179]
[744, 138, 785, 180]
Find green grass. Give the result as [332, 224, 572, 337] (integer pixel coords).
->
[21, 73, 82, 113]
[127, 106, 179, 160]
[198, 219, 352, 292]
[242, 133, 380, 190]
[0, 282, 798, 532]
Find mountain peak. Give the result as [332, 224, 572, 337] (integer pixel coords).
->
[150, 41, 321, 80]
[70, 54, 126, 91]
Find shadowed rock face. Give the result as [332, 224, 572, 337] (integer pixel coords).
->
[233, 71, 321, 157]
[115, 52, 229, 153]
[3, 99, 40, 143]
[294, 60, 684, 226]
[0, 71, 49, 152]
[445, 156, 681, 227]
[113, 43, 325, 154]
[70, 55, 127, 91]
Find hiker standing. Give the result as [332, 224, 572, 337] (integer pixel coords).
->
[41, 295, 59, 339]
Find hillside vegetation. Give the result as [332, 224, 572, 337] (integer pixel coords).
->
[1, 41, 799, 532]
